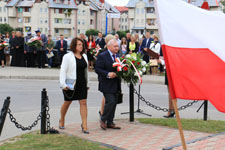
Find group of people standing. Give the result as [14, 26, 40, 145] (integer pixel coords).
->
[0, 30, 69, 68]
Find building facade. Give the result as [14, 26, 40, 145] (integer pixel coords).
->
[126, 0, 221, 36]
[0, 0, 119, 38]
[115, 6, 129, 31]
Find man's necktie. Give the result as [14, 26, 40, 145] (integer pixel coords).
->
[112, 54, 116, 62]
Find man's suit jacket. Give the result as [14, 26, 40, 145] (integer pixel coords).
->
[95, 38, 106, 49]
[95, 50, 121, 94]
[56, 40, 67, 55]
[141, 38, 153, 54]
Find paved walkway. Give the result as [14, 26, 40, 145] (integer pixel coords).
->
[0, 66, 164, 84]
[58, 120, 225, 150]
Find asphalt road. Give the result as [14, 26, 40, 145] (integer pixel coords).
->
[0, 79, 224, 141]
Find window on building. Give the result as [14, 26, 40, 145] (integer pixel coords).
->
[82, 20, 85, 25]
[147, 19, 155, 25]
[55, 9, 59, 13]
[25, 7, 31, 12]
[83, 10, 85, 15]
[78, 29, 80, 34]
[147, 8, 154, 13]
[122, 18, 124, 22]
[141, 19, 144, 24]
[125, 18, 127, 22]
[4, 7, 6, 12]
[78, 10, 81, 15]
[136, 8, 139, 14]
[142, 8, 145, 14]
[0, 17, 2, 22]
[0, 7, 2, 13]
[18, 17, 22, 23]
[24, 17, 31, 23]
[64, 19, 71, 24]
[39, 28, 43, 32]
[122, 25, 124, 30]
[45, 8, 48, 13]
[64, 29, 69, 34]
[45, 28, 48, 33]
[55, 28, 59, 33]
[136, 19, 139, 24]
[40, 8, 43, 13]
[90, 11, 94, 16]
[90, 19, 93, 25]
[141, 30, 144, 34]
[45, 19, 48, 24]
[150, 30, 154, 34]
[125, 26, 127, 30]
[40, 18, 43, 24]
[18, 8, 23, 13]
[55, 18, 63, 23]
[59, 9, 63, 14]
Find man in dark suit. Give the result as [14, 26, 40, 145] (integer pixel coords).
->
[141, 32, 153, 63]
[35, 29, 48, 68]
[95, 32, 106, 49]
[56, 34, 67, 65]
[95, 39, 121, 130]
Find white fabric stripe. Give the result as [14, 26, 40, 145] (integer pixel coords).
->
[155, 0, 225, 62]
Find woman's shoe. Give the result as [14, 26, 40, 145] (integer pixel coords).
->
[81, 124, 89, 134]
[59, 120, 65, 129]
[163, 110, 175, 118]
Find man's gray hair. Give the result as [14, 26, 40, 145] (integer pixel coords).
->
[107, 38, 117, 47]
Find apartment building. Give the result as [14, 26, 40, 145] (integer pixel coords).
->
[126, 0, 221, 36]
[115, 6, 129, 31]
[1, 0, 119, 37]
[0, 0, 8, 24]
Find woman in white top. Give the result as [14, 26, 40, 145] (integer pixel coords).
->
[149, 36, 161, 75]
[59, 37, 89, 134]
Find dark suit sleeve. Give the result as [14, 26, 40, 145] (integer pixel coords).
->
[102, 39, 106, 48]
[126, 42, 130, 54]
[56, 41, 60, 51]
[141, 39, 145, 52]
[95, 54, 109, 79]
[64, 40, 67, 51]
[135, 42, 139, 53]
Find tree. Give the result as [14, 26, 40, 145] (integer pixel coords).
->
[221, 0, 225, 13]
[0, 24, 14, 34]
[85, 29, 99, 37]
[116, 30, 126, 39]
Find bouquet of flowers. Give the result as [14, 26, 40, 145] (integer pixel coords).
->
[26, 37, 42, 49]
[89, 48, 97, 56]
[0, 41, 8, 49]
[113, 53, 150, 85]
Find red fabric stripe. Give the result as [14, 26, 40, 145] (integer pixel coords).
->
[162, 45, 225, 113]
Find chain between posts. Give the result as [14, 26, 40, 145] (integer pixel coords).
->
[133, 87, 198, 112]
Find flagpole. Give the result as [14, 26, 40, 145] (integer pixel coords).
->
[172, 99, 187, 150]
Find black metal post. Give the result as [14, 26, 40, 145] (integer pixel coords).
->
[129, 83, 134, 122]
[203, 101, 208, 121]
[0, 97, 11, 136]
[41, 88, 47, 134]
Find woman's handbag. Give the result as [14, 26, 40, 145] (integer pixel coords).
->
[63, 79, 76, 99]
[116, 91, 123, 104]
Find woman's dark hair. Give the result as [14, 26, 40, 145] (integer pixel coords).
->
[88, 35, 94, 42]
[70, 37, 85, 54]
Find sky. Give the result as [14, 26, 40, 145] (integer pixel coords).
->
[107, 0, 130, 6]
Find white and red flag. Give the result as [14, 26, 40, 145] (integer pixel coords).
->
[155, 0, 225, 113]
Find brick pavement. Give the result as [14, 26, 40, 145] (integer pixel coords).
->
[58, 120, 225, 150]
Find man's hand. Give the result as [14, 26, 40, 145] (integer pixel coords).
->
[144, 48, 147, 51]
[24, 51, 26, 54]
[108, 72, 117, 78]
[63, 87, 69, 90]
[16, 46, 19, 49]
[60, 48, 63, 51]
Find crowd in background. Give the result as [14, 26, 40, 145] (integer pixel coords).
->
[0, 30, 164, 74]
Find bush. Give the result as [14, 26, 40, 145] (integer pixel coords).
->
[0, 24, 14, 35]
[116, 30, 126, 39]
[85, 29, 99, 37]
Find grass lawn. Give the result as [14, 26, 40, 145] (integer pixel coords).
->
[0, 132, 111, 150]
[138, 118, 225, 133]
